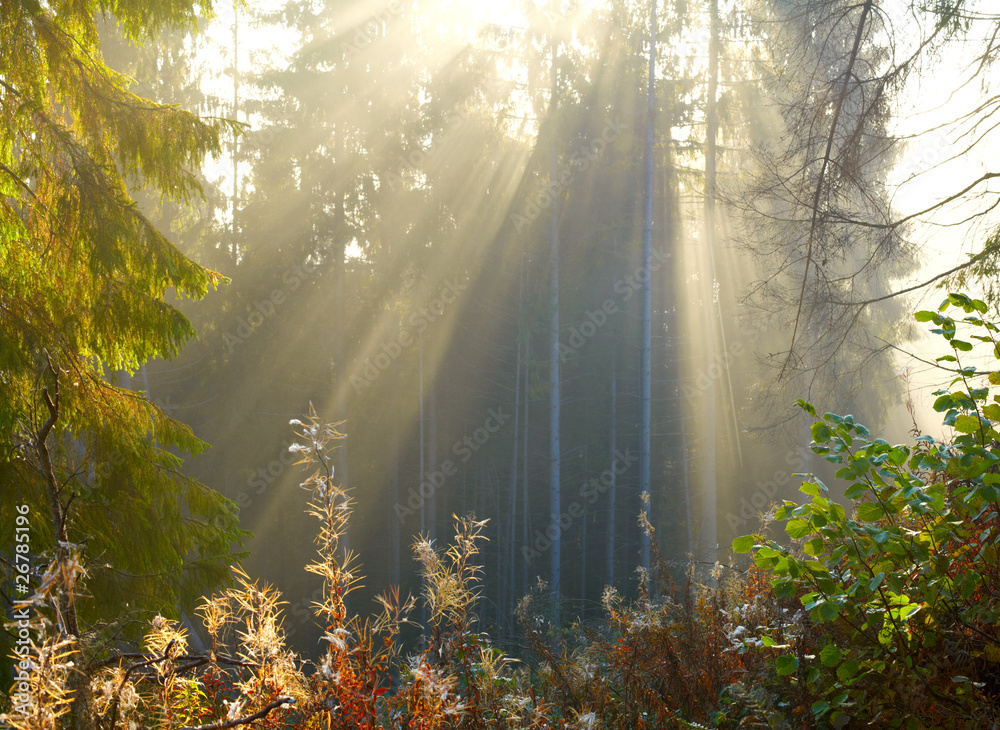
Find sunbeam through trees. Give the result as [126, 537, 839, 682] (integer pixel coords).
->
[6, 0, 1000, 726]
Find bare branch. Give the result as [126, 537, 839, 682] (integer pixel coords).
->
[832, 246, 996, 307]
[782, 0, 874, 378]
[182, 698, 295, 730]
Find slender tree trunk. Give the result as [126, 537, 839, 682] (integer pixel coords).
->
[419, 331, 425, 537]
[508, 264, 523, 627]
[548, 43, 561, 608]
[606, 350, 616, 588]
[497, 466, 505, 634]
[391, 379, 400, 587]
[639, 0, 656, 575]
[522, 338, 530, 598]
[581, 496, 587, 607]
[35, 383, 78, 637]
[428, 378, 437, 544]
[418, 330, 426, 629]
[700, 0, 720, 568]
[231, 0, 239, 239]
[333, 132, 351, 597]
[661, 131, 693, 556]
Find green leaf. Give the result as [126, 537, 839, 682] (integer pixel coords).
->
[776, 655, 798, 676]
[954, 414, 982, 433]
[811, 421, 833, 442]
[820, 643, 842, 667]
[868, 572, 885, 592]
[856, 502, 884, 521]
[818, 601, 840, 622]
[948, 292, 972, 310]
[914, 310, 937, 322]
[933, 394, 954, 411]
[803, 537, 825, 556]
[887, 447, 909, 466]
[796, 399, 817, 417]
[811, 700, 831, 717]
[786, 519, 812, 539]
[732, 535, 755, 553]
[837, 660, 859, 682]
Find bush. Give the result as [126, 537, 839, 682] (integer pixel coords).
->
[736, 293, 1000, 728]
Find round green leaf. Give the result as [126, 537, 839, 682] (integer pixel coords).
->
[776, 655, 798, 676]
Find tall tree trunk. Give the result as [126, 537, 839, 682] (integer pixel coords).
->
[639, 0, 656, 575]
[606, 350, 616, 588]
[391, 379, 400, 587]
[333, 126, 351, 594]
[660, 129, 693, 558]
[428, 378, 437, 544]
[418, 329, 426, 629]
[231, 0, 239, 239]
[548, 42, 561, 608]
[522, 337, 530, 598]
[700, 0, 720, 568]
[581, 491, 587, 606]
[507, 260, 523, 628]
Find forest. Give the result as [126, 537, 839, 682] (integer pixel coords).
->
[6, 0, 1000, 727]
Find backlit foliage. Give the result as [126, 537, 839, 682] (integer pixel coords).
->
[14, 302, 1000, 727]
[0, 0, 247, 643]
[737, 293, 1000, 727]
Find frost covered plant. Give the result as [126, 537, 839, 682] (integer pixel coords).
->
[414, 515, 487, 655]
[397, 514, 540, 728]
[290, 405, 356, 631]
[571, 709, 601, 729]
[402, 657, 466, 728]
[290, 406, 405, 728]
[222, 569, 305, 711]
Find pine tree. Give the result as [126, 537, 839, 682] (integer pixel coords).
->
[0, 0, 246, 640]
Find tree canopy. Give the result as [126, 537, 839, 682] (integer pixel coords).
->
[0, 0, 246, 637]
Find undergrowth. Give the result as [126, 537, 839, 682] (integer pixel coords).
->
[6, 295, 1000, 727]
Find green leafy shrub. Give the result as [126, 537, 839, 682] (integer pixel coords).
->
[735, 293, 1000, 728]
